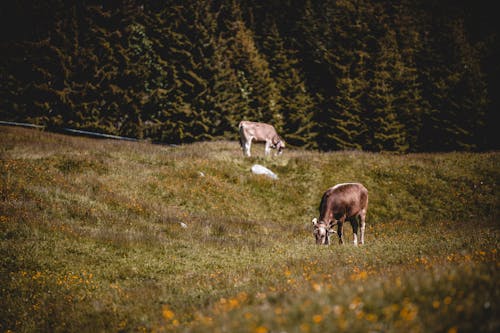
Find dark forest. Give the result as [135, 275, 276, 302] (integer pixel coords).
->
[1, 0, 498, 151]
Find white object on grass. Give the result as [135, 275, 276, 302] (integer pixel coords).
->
[251, 164, 278, 180]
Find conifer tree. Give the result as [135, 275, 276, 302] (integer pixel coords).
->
[367, 53, 408, 152]
[262, 20, 317, 148]
[294, 0, 335, 150]
[416, 5, 488, 151]
[330, 75, 367, 150]
[390, 0, 424, 151]
[208, 36, 243, 138]
[366, 16, 408, 152]
[230, 18, 282, 126]
[322, 0, 372, 150]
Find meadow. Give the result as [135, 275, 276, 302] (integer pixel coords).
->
[0, 126, 498, 332]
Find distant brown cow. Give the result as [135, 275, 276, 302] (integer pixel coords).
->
[238, 121, 285, 157]
[312, 183, 368, 245]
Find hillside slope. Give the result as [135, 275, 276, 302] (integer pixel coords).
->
[1, 126, 499, 332]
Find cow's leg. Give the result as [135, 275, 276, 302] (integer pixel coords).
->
[337, 218, 345, 244]
[326, 220, 336, 246]
[245, 138, 252, 157]
[351, 216, 359, 246]
[359, 208, 367, 245]
[239, 131, 245, 154]
[239, 133, 246, 155]
[264, 140, 271, 156]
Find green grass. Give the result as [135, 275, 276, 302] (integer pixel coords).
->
[1, 126, 499, 332]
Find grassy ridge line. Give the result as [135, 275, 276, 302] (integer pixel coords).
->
[0, 126, 499, 332]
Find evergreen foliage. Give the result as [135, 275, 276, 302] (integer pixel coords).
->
[0, 0, 497, 151]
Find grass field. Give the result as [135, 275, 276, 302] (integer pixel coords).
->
[1, 126, 499, 333]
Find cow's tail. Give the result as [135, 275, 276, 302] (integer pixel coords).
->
[238, 121, 245, 148]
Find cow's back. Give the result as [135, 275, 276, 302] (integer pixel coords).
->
[239, 121, 276, 141]
[320, 183, 368, 220]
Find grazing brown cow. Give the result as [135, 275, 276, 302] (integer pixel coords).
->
[312, 183, 368, 245]
[238, 121, 285, 157]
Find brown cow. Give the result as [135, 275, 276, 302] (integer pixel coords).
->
[312, 183, 368, 245]
[238, 121, 285, 157]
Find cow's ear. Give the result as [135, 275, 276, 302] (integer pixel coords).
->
[312, 218, 318, 226]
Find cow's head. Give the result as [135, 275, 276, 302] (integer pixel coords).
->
[312, 218, 336, 245]
[272, 135, 285, 155]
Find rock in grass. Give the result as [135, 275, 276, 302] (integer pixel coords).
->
[251, 164, 278, 180]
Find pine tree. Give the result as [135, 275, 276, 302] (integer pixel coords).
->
[262, 20, 317, 148]
[322, 0, 372, 150]
[294, 0, 335, 150]
[330, 74, 367, 150]
[416, 3, 488, 151]
[207, 34, 243, 139]
[367, 51, 408, 152]
[446, 17, 488, 150]
[230, 18, 282, 126]
[366, 11, 408, 152]
[145, 0, 237, 143]
[391, 0, 424, 151]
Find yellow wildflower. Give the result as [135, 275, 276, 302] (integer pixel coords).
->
[162, 306, 175, 320]
[254, 326, 268, 333]
[399, 301, 418, 322]
[312, 314, 323, 323]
